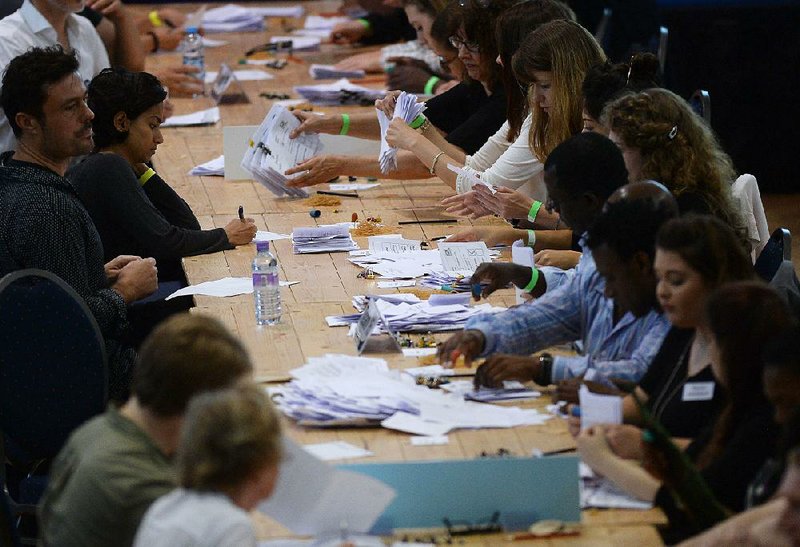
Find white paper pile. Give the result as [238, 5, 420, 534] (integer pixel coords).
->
[161, 107, 220, 128]
[204, 69, 273, 83]
[348, 246, 498, 281]
[418, 273, 476, 292]
[303, 15, 350, 30]
[292, 224, 359, 254]
[201, 4, 266, 33]
[189, 154, 224, 176]
[309, 64, 365, 80]
[440, 380, 541, 402]
[377, 92, 426, 173]
[271, 354, 551, 434]
[271, 36, 321, 51]
[165, 277, 298, 300]
[241, 104, 323, 197]
[294, 78, 385, 106]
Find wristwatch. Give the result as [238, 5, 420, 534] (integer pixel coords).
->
[535, 353, 553, 386]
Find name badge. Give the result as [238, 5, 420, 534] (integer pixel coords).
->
[682, 381, 715, 402]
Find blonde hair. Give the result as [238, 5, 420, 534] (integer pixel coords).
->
[512, 19, 606, 162]
[604, 88, 745, 242]
[177, 384, 282, 493]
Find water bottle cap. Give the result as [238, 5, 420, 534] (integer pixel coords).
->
[255, 240, 270, 252]
[186, 26, 199, 33]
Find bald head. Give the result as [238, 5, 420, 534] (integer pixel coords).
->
[607, 180, 679, 217]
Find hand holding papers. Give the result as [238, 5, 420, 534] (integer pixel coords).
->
[292, 224, 359, 254]
[377, 92, 426, 174]
[578, 384, 623, 431]
[295, 79, 385, 106]
[241, 105, 323, 197]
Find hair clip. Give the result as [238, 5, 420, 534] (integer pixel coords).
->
[668, 125, 678, 140]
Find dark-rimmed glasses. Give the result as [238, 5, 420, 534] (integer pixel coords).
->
[448, 35, 480, 53]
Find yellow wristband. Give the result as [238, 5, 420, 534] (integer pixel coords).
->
[148, 10, 164, 28]
[139, 167, 156, 186]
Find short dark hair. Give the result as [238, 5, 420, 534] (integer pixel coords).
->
[0, 46, 80, 138]
[88, 68, 167, 148]
[544, 132, 628, 201]
[587, 190, 679, 261]
[582, 53, 660, 121]
[133, 314, 252, 417]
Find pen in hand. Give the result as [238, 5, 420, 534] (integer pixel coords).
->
[238, 205, 244, 222]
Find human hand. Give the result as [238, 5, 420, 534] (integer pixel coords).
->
[224, 218, 257, 246]
[385, 118, 419, 150]
[605, 425, 645, 460]
[288, 111, 340, 138]
[156, 7, 187, 28]
[284, 155, 344, 188]
[576, 425, 616, 470]
[105, 255, 141, 282]
[334, 51, 384, 73]
[86, 0, 123, 19]
[471, 262, 533, 299]
[152, 26, 184, 51]
[374, 90, 402, 118]
[535, 249, 581, 270]
[436, 329, 485, 368]
[474, 354, 537, 389]
[152, 65, 203, 97]
[474, 185, 532, 220]
[330, 20, 369, 44]
[112, 257, 158, 303]
[441, 192, 493, 219]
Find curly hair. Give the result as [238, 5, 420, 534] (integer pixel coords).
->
[512, 19, 606, 162]
[603, 89, 745, 243]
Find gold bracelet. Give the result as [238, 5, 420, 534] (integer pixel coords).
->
[430, 151, 445, 175]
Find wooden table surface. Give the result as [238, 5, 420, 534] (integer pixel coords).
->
[145, 4, 666, 543]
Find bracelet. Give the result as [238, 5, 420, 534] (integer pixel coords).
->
[527, 230, 536, 247]
[409, 114, 427, 130]
[522, 267, 540, 292]
[138, 167, 156, 186]
[527, 200, 543, 223]
[356, 18, 370, 30]
[148, 10, 163, 27]
[339, 113, 350, 136]
[146, 31, 159, 53]
[430, 151, 445, 175]
[423, 76, 440, 95]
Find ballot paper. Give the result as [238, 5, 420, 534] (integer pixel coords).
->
[251, 5, 305, 18]
[310, 64, 365, 80]
[241, 104, 323, 197]
[447, 163, 496, 194]
[580, 463, 653, 510]
[204, 69, 273, 83]
[201, 4, 265, 33]
[273, 354, 551, 434]
[437, 241, 492, 273]
[367, 236, 421, 254]
[578, 385, 623, 431]
[295, 78, 385, 106]
[255, 231, 291, 242]
[271, 36, 321, 51]
[189, 154, 224, 176]
[165, 277, 298, 300]
[377, 92, 426, 174]
[259, 437, 395, 535]
[302, 441, 373, 461]
[440, 380, 541, 402]
[304, 15, 350, 30]
[376, 280, 416, 288]
[292, 224, 359, 254]
[161, 107, 220, 128]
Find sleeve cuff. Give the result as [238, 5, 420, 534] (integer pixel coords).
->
[551, 355, 589, 382]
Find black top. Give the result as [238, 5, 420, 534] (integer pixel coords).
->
[0, 152, 134, 399]
[424, 82, 507, 155]
[639, 327, 724, 439]
[69, 153, 231, 283]
[361, 9, 416, 45]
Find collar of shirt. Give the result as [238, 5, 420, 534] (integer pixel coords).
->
[20, 0, 78, 44]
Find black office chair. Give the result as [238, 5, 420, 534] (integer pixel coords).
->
[755, 228, 791, 282]
[0, 269, 108, 543]
[657, 26, 668, 75]
[690, 89, 711, 124]
[594, 7, 612, 52]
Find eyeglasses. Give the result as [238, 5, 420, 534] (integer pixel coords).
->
[449, 35, 480, 53]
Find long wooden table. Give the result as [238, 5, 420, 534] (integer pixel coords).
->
[145, 4, 667, 543]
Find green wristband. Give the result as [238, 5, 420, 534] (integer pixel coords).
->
[339, 113, 350, 136]
[527, 229, 536, 247]
[527, 200, 543, 223]
[409, 114, 427, 129]
[423, 76, 440, 95]
[356, 18, 370, 30]
[523, 267, 540, 292]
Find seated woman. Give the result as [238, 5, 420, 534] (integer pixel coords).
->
[134, 384, 282, 546]
[284, 0, 513, 186]
[70, 68, 257, 284]
[578, 281, 793, 542]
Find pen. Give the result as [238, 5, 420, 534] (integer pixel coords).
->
[238, 205, 244, 222]
[316, 190, 359, 198]
[430, 235, 448, 241]
[398, 219, 454, 225]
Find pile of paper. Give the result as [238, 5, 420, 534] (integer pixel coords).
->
[348, 242, 497, 280]
[189, 154, 224, 176]
[201, 4, 266, 32]
[241, 104, 323, 197]
[303, 15, 350, 30]
[271, 354, 551, 435]
[161, 107, 220, 128]
[377, 92, 426, 173]
[418, 272, 475, 292]
[294, 78, 385, 106]
[440, 380, 541, 402]
[293, 224, 359, 254]
[309, 64, 365, 80]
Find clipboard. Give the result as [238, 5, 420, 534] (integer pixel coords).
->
[209, 63, 249, 105]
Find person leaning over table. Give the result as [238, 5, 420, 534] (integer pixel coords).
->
[39, 314, 254, 547]
[68, 68, 256, 286]
[0, 46, 157, 401]
[283, 0, 514, 186]
[438, 134, 671, 386]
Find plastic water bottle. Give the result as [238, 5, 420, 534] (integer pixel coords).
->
[181, 26, 205, 97]
[252, 241, 281, 325]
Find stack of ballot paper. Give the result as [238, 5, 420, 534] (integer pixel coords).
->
[292, 224, 359, 254]
[271, 354, 552, 434]
[303, 15, 350, 30]
[377, 92, 426, 173]
[189, 155, 224, 176]
[201, 4, 265, 32]
[294, 79, 385, 106]
[270, 36, 321, 51]
[241, 104, 323, 197]
[309, 64, 365, 80]
[161, 107, 220, 128]
[347, 243, 498, 280]
[418, 272, 476, 292]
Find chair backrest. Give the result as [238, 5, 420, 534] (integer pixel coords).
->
[755, 228, 792, 282]
[657, 26, 669, 74]
[0, 269, 108, 462]
[594, 7, 612, 51]
[690, 89, 711, 124]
